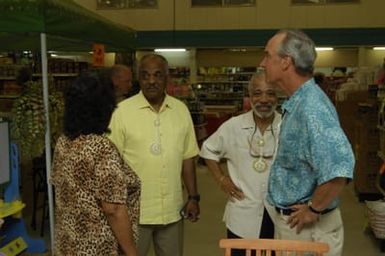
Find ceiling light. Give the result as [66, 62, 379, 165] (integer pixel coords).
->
[228, 48, 247, 52]
[154, 48, 186, 52]
[315, 47, 334, 51]
[373, 47, 385, 50]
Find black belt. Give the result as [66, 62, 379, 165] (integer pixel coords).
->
[275, 206, 336, 216]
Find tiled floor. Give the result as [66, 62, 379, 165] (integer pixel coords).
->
[19, 162, 385, 256]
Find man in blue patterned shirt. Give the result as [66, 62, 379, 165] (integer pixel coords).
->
[260, 29, 355, 256]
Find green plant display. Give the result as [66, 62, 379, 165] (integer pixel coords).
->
[11, 80, 64, 159]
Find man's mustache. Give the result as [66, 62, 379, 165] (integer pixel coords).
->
[146, 85, 158, 89]
[253, 103, 274, 109]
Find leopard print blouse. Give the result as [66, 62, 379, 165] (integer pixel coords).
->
[51, 134, 140, 255]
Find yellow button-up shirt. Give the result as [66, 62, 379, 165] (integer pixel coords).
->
[108, 92, 199, 224]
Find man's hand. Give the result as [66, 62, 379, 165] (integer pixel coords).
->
[220, 176, 245, 201]
[287, 204, 319, 234]
[183, 200, 200, 222]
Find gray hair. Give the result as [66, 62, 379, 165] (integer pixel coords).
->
[247, 68, 265, 94]
[276, 29, 317, 75]
[138, 53, 169, 75]
[111, 64, 131, 78]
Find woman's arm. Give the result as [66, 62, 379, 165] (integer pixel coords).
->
[101, 201, 137, 256]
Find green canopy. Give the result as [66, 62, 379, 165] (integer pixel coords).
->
[0, 1, 136, 253]
[0, 0, 136, 51]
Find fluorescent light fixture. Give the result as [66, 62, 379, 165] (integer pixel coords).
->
[373, 47, 385, 50]
[229, 48, 247, 52]
[315, 47, 334, 51]
[154, 48, 186, 52]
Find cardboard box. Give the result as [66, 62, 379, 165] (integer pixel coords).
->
[354, 171, 380, 194]
[379, 126, 385, 158]
[337, 101, 358, 145]
[354, 149, 382, 194]
[357, 101, 378, 126]
[355, 122, 380, 151]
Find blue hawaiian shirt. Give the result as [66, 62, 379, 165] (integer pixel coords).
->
[267, 79, 355, 209]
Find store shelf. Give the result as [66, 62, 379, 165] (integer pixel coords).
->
[378, 151, 385, 162]
[0, 236, 28, 256]
[196, 81, 249, 84]
[193, 66, 256, 113]
[200, 97, 243, 101]
[33, 73, 78, 77]
[0, 112, 12, 118]
[0, 94, 20, 99]
[198, 72, 254, 75]
[0, 76, 16, 80]
[198, 90, 243, 94]
[0, 200, 25, 219]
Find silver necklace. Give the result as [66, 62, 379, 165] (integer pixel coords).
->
[248, 123, 276, 173]
[150, 115, 162, 155]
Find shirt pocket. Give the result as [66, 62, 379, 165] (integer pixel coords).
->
[167, 122, 186, 155]
[277, 144, 299, 169]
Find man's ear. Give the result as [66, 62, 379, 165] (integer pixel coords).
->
[281, 56, 292, 71]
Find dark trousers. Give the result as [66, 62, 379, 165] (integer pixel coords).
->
[227, 208, 274, 256]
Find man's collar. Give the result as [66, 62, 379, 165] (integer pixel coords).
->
[137, 91, 173, 112]
[282, 78, 314, 115]
[241, 111, 256, 129]
[241, 110, 281, 130]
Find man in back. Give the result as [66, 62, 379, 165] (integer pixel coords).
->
[111, 64, 132, 103]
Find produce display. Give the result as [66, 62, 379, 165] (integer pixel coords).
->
[11, 80, 64, 158]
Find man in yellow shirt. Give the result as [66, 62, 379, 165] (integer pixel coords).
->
[109, 54, 200, 256]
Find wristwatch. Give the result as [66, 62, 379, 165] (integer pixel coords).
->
[188, 194, 200, 202]
[307, 200, 323, 214]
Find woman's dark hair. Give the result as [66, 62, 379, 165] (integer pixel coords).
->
[63, 71, 116, 140]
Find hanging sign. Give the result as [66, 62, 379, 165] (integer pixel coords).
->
[92, 43, 105, 67]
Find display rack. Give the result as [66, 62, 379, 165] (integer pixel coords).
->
[166, 67, 208, 144]
[0, 57, 89, 117]
[0, 144, 46, 255]
[169, 66, 190, 85]
[194, 66, 254, 112]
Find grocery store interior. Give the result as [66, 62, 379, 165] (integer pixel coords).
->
[1, 0, 385, 255]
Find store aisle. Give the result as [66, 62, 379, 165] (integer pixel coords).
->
[182, 164, 385, 256]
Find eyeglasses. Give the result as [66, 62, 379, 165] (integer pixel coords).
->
[248, 125, 276, 159]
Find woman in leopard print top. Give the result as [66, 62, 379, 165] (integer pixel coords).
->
[51, 71, 140, 256]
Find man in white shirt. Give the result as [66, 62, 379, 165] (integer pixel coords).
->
[200, 71, 281, 256]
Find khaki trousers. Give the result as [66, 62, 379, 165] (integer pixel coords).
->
[138, 220, 184, 256]
[265, 200, 344, 256]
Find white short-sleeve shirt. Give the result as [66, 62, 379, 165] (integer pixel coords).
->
[200, 110, 281, 238]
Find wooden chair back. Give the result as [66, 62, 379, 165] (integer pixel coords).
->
[219, 238, 330, 256]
